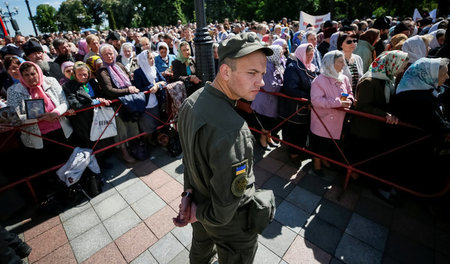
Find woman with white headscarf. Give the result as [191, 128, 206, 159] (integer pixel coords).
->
[250, 45, 285, 149]
[117, 42, 139, 78]
[401, 34, 434, 64]
[391, 57, 450, 193]
[309, 50, 354, 176]
[154, 42, 176, 81]
[133, 50, 167, 143]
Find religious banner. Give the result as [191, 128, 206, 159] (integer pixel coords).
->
[299, 11, 331, 31]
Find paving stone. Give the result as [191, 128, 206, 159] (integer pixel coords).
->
[149, 233, 185, 263]
[297, 173, 333, 196]
[144, 205, 177, 238]
[115, 222, 158, 262]
[175, 174, 184, 185]
[103, 206, 141, 239]
[59, 200, 92, 222]
[82, 242, 126, 264]
[62, 207, 101, 240]
[276, 163, 301, 182]
[118, 179, 153, 205]
[285, 186, 321, 213]
[34, 243, 76, 264]
[70, 224, 112, 263]
[283, 235, 331, 264]
[274, 200, 309, 234]
[93, 192, 128, 221]
[171, 225, 193, 247]
[329, 257, 346, 264]
[132, 159, 159, 177]
[131, 192, 166, 220]
[262, 176, 296, 199]
[109, 169, 140, 191]
[259, 220, 297, 257]
[354, 195, 394, 227]
[130, 250, 158, 264]
[335, 233, 383, 264]
[346, 213, 388, 251]
[256, 156, 285, 174]
[254, 165, 274, 188]
[168, 248, 190, 264]
[300, 215, 343, 255]
[154, 179, 183, 204]
[88, 183, 117, 205]
[140, 168, 173, 191]
[27, 224, 68, 263]
[324, 183, 360, 211]
[391, 210, 434, 246]
[314, 199, 352, 231]
[253, 242, 281, 264]
[384, 231, 434, 264]
[159, 158, 184, 179]
[24, 216, 61, 241]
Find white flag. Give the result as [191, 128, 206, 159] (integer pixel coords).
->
[413, 8, 422, 22]
[299, 11, 331, 31]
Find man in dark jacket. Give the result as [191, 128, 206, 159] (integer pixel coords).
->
[53, 38, 76, 66]
[22, 40, 63, 81]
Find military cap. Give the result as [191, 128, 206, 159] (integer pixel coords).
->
[22, 40, 44, 56]
[218, 32, 273, 64]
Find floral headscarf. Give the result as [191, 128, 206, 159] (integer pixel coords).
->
[175, 41, 191, 64]
[321, 50, 345, 82]
[294, 43, 316, 72]
[362, 50, 409, 103]
[99, 44, 132, 89]
[402, 35, 426, 63]
[86, 55, 102, 75]
[396, 57, 441, 95]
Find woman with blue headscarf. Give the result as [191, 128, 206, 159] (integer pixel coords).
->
[391, 57, 450, 193]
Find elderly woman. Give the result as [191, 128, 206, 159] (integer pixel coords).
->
[97, 44, 140, 163]
[251, 45, 285, 149]
[336, 32, 364, 94]
[401, 34, 434, 64]
[7, 61, 73, 184]
[86, 55, 103, 79]
[117, 43, 139, 78]
[348, 50, 409, 201]
[171, 41, 201, 96]
[310, 50, 354, 176]
[154, 42, 176, 80]
[354, 28, 380, 72]
[391, 57, 450, 193]
[133, 50, 167, 144]
[279, 43, 318, 160]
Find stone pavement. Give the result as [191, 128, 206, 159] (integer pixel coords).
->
[3, 143, 450, 264]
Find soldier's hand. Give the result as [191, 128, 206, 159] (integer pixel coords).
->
[173, 196, 192, 227]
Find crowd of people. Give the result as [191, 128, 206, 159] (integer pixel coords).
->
[0, 14, 449, 209]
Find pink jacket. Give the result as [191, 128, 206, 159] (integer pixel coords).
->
[310, 74, 354, 139]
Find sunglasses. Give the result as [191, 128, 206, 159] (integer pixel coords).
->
[346, 39, 358, 44]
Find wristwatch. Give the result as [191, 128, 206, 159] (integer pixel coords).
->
[181, 191, 193, 199]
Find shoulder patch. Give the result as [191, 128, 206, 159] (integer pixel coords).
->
[231, 160, 249, 197]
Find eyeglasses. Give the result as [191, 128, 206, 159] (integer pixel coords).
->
[346, 39, 358, 44]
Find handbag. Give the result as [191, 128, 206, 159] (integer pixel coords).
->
[90, 106, 118, 141]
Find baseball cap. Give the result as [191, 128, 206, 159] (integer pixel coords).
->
[218, 32, 273, 64]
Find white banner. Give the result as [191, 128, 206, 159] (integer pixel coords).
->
[299, 11, 331, 31]
[413, 8, 422, 22]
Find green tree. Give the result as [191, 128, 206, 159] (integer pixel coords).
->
[57, 0, 92, 31]
[34, 4, 58, 33]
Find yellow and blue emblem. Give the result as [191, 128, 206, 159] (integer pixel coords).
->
[231, 160, 249, 197]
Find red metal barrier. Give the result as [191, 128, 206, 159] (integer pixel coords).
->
[246, 89, 450, 198]
[0, 90, 176, 204]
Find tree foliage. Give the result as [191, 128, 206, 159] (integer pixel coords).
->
[42, 0, 444, 32]
[34, 4, 58, 33]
